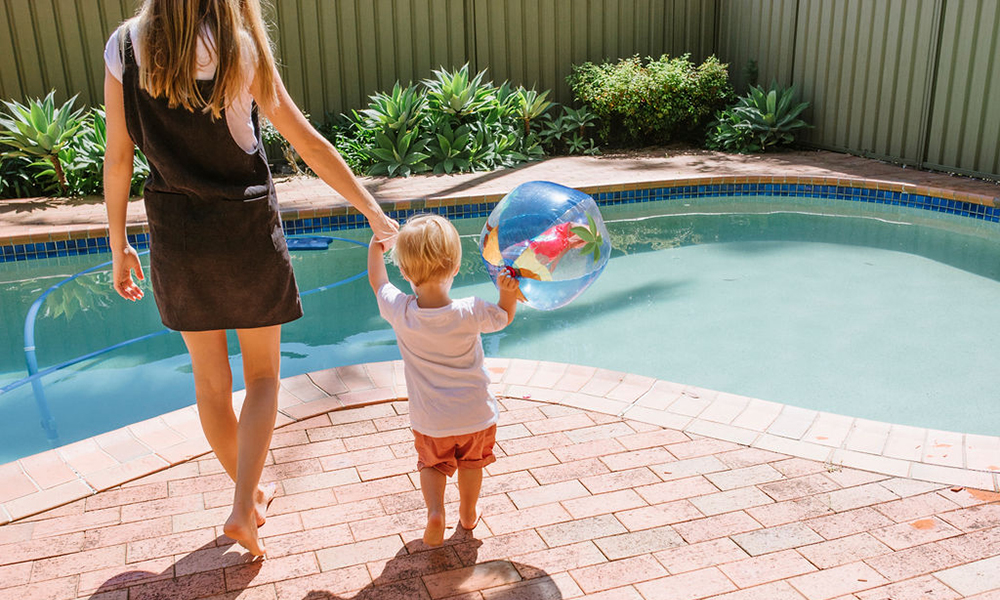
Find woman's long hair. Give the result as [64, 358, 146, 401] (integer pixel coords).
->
[123, 0, 278, 116]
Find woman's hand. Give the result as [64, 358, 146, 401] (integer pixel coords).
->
[373, 215, 400, 251]
[113, 245, 145, 301]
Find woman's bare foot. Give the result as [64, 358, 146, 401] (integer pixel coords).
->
[254, 482, 277, 527]
[423, 511, 445, 547]
[224, 509, 266, 557]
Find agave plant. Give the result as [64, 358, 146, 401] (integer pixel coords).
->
[494, 81, 520, 115]
[61, 107, 108, 195]
[427, 121, 472, 174]
[732, 83, 810, 150]
[367, 128, 431, 177]
[66, 107, 150, 196]
[561, 106, 598, 138]
[514, 88, 552, 136]
[538, 106, 599, 155]
[0, 91, 85, 195]
[423, 64, 495, 119]
[704, 107, 761, 153]
[360, 82, 427, 132]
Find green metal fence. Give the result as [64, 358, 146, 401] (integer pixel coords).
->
[2, 0, 998, 179]
[715, 0, 1000, 179]
[0, 0, 714, 116]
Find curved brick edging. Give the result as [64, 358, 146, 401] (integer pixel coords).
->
[2, 173, 998, 261]
[2, 359, 997, 525]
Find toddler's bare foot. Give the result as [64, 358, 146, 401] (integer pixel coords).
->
[224, 509, 266, 557]
[254, 482, 277, 527]
[459, 506, 479, 530]
[423, 511, 445, 547]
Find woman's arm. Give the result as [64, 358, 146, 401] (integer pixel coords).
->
[103, 67, 145, 301]
[254, 73, 398, 248]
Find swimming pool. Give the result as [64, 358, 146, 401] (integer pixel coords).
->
[2, 192, 999, 462]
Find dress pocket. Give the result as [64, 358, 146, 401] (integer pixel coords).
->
[270, 221, 288, 253]
[143, 190, 189, 251]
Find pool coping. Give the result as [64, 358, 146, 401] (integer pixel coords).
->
[3, 170, 1000, 524]
[1, 358, 998, 525]
[2, 172, 999, 260]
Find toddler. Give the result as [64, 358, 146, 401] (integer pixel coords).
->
[367, 214, 519, 546]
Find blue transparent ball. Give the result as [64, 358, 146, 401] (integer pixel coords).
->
[480, 181, 611, 310]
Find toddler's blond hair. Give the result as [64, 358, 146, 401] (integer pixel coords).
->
[392, 214, 462, 285]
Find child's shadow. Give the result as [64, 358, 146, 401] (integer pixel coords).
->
[303, 528, 564, 600]
[85, 528, 563, 599]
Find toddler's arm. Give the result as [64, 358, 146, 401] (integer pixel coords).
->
[367, 236, 390, 295]
[496, 273, 520, 326]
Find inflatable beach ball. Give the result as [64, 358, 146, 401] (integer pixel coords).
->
[480, 181, 611, 310]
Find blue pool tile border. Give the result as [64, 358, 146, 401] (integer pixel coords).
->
[2, 182, 998, 263]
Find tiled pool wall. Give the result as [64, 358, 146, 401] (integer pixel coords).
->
[3, 178, 999, 263]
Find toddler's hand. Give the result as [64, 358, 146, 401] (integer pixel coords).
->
[497, 272, 520, 294]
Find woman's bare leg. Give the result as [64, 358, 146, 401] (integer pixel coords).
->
[181, 326, 281, 556]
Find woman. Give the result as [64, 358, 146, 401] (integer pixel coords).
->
[103, 0, 397, 556]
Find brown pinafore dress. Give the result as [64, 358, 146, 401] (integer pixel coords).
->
[120, 33, 302, 331]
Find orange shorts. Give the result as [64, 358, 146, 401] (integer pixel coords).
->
[413, 424, 497, 477]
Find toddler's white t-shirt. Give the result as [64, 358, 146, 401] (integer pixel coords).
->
[104, 27, 258, 154]
[377, 282, 509, 437]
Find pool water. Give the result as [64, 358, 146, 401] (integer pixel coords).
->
[2, 195, 999, 462]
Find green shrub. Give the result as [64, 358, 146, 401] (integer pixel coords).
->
[705, 82, 810, 153]
[568, 54, 733, 146]
[317, 111, 376, 173]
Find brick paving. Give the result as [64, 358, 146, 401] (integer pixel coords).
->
[2, 151, 1000, 598]
[2, 389, 999, 600]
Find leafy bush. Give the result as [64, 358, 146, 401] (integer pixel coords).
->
[705, 82, 810, 153]
[568, 54, 733, 146]
[317, 111, 376, 173]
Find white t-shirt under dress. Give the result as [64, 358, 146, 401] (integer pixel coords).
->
[104, 26, 258, 154]
[376, 282, 509, 438]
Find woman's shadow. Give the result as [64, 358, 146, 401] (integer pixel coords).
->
[86, 527, 564, 599]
